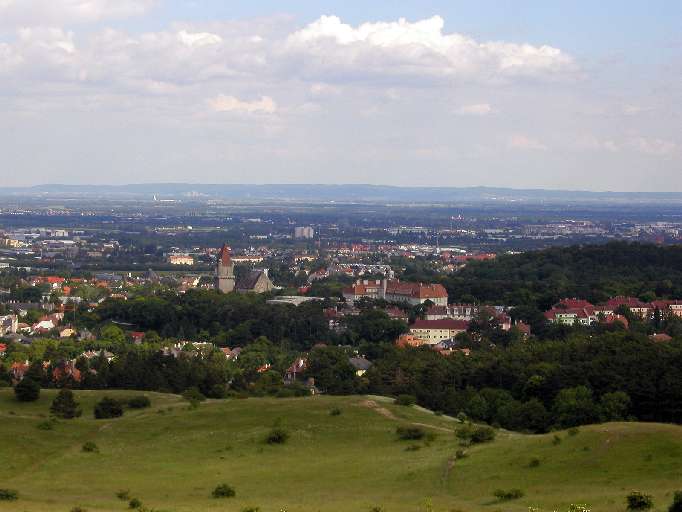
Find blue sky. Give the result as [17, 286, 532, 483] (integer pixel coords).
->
[0, 0, 680, 190]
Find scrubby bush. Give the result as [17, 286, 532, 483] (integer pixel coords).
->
[626, 491, 653, 510]
[456, 424, 495, 444]
[552, 434, 562, 445]
[528, 457, 541, 468]
[128, 497, 142, 509]
[37, 418, 57, 430]
[0, 489, 18, 501]
[266, 427, 289, 444]
[14, 377, 40, 402]
[51, 388, 82, 419]
[82, 442, 99, 453]
[241, 507, 260, 512]
[454, 449, 468, 460]
[116, 490, 130, 501]
[405, 444, 421, 452]
[94, 397, 123, 419]
[669, 491, 682, 512]
[127, 396, 151, 409]
[567, 427, 580, 436]
[182, 387, 206, 403]
[212, 484, 236, 498]
[494, 488, 524, 501]
[329, 407, 342, 416]
[71, 507, 87, 512]
[394, 394, 416, 406]
[396, 426, 425, 441]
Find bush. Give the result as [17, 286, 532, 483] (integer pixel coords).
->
[266, 427, 289, 445]
[14, 377, 40, 402]
[37, 418, 58, 430]
[456, 424, 495, 444]
[51, 388, 82, 419]
[455, 449, 468, 460]
[212, 484, 236, 499]
[528, 457, 541, 468]
[396, 426, 425, 441]
[242, 507, 260, 512]
[394, 394, 416, 406]
[567, 427, 580, 436]
[71, 507, 87, 512]
[329, 407, 342, 416]
[82, 442, 99, 453]
[275, 388, 296, 398]
[94, 397, 123, 419]
[206, 384, 226, 399]
[669, 491, 682, 512]
[494, 488, 524, 501]
[627, 491, 653, 510]
[0, 489, 18, 501]
[552, 434, 562, 445]
[182, 387, 206, 403]
[127, 396, 151, 409]
[405, 444, 421, 452]
[116, 490, 130, 501]
[128, 497, 142, 509]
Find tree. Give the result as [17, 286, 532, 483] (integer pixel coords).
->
[50, 388, 82, 419]
[94, 397, 123, 419]
[600, 391, 631, 421]
[552, 386, 600, 428]
[14, 377, 40, 402]
[100, 324, 125, 344]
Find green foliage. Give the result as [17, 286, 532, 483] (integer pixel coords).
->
[600, 391, 631, 421]
[493, 488, 524, 501]
[266, 427, 289, 445]
[552, 435, 562, 446]
[552, 386, 600, 428]
[669, 491, 682, 512]
[82, 442, 98, 453]
[396, 426, 425, 441]
[329, 407, 342, 416]
[182, 387, 206, 403]
[241, 507, 260, 512]
[127, 396, 151, 409]
[94, 397, 123, 419]
[212, 484, 236, 499]
[14, 377, 40, 402]
[128, 497, 142, 509]
[456, 424, 496, 444]
[528, 457, 541, 467]
[394, 394, 416, 406]
[50, 388, 82, 419]
[37, 418, 58, 430]
[0, 489, 18, 501]
[116, 490, 130, 501]
[626, 491, 653, 510]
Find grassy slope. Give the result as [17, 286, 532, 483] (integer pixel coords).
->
[1, 390, 681, 512]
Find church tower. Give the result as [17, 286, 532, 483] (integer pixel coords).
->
[215, 243, 235, 293]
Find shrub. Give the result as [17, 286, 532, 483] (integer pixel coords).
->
[394, 394, 416, 406]
[82, 442, 99, 453]
[455, 449, 468, 460]
[51, 388, 82, 419]
[116, 490, 130, 501]
[552, 434, 562, 445]
[669, 491, 682, 512]
[37, 419, 57, 430]
[396, 426, 425, 441]
[528, 457, 541, 468]
[182, 387, 206, 403]
[567, 427, 580, 436]
[456, 424, 495, 444]
[626, 491, 653, 510]
[94, 397, 123, 419]
[206, 384, 226, 399]
[128, 497, 142, 509]
[405, 444, 421, 452]
[242, 507, 261, 512]
[0, 489, 18, 501]
[266, 427, 289, 445]
[212, 484, 236, 499]
[329, 407, 342, 416]
[494, 488, 524, 501]
[14, 377, 40, 402]
[71, 507, 87, 512]
[127, 396, 151, 409]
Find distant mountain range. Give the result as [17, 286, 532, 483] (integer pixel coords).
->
[2, 183, 682, 204]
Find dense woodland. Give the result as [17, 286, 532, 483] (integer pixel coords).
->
[3, 242, 682, 433]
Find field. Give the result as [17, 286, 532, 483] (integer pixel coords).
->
[1, 389, 682, 512]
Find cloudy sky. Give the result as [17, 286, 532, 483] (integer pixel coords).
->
[1, 0, 680, 191]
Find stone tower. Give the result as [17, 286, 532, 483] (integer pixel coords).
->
[215, 243, 235, 293]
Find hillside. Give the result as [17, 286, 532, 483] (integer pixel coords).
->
[1, 390, 682, 512]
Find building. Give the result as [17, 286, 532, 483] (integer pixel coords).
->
[409, 319, 470, 344]
[294, 226, 314, 239]
[0, 314, 18, 336]
[342, 279, 448, 306]
[167, 254, 194, 266]
[215, 244, 236, 293]
[235, 269, 275, 294]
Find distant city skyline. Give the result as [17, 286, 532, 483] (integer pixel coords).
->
[1, 0, 680, 191]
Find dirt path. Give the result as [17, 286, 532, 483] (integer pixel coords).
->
[357, 399, 454, 433]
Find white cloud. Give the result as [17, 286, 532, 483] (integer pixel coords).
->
[208, 94, 277, 114]
[177, 30, 223, 48]
[286, 15, 576, 83]
[508, 134, 548, 151]
[631, 137, 677, 156]
[456, 103, 494, 115]
[0, 0, 156, 26]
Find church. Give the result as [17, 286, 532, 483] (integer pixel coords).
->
[215, 244, 275, 294]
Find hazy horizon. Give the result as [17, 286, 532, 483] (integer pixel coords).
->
[1, 1, 680, 191]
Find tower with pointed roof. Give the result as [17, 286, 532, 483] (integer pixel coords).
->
[215, 243, 235, 293]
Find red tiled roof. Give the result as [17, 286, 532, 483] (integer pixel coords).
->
[218, 244, 232, 266]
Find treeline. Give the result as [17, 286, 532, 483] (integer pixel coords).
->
[440, 242, 682, 309]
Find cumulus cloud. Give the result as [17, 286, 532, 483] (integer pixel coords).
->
[0, 0, 157, 26]
[456, 103, 494, 115]
[208, 94, 277, 114]
[285, 15, 576, 83]
[508, 134, 548, 151]
[631, 137, 677, 156]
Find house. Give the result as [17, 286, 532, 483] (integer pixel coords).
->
[348, 357, 372, 377]
[0, 343, 6, 356]
[395, 334, 427, 348]
[603, 296, 650, 318]
[409, 319, 469, 345]
[650, 333, 673, 343]
[284, 357, 308, 384]
[59, 327, 76, 338]
[342, 279, 448, 306]
[10, 360, 29, 382]
[235, 270, 275, 294]
[52, 360, 82, 383]
[130, 331, 146, 344]
[424, 305, 449, 320]
[0, 314, 18, 336]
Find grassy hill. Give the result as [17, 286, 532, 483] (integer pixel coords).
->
[1, 390, 682, 512]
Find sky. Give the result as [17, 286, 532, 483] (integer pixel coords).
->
[0, 0, 680, 191]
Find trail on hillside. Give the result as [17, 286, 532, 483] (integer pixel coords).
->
[358, 399, 454, 433]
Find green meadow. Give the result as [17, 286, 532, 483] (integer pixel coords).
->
[1, 389, 682, 512]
